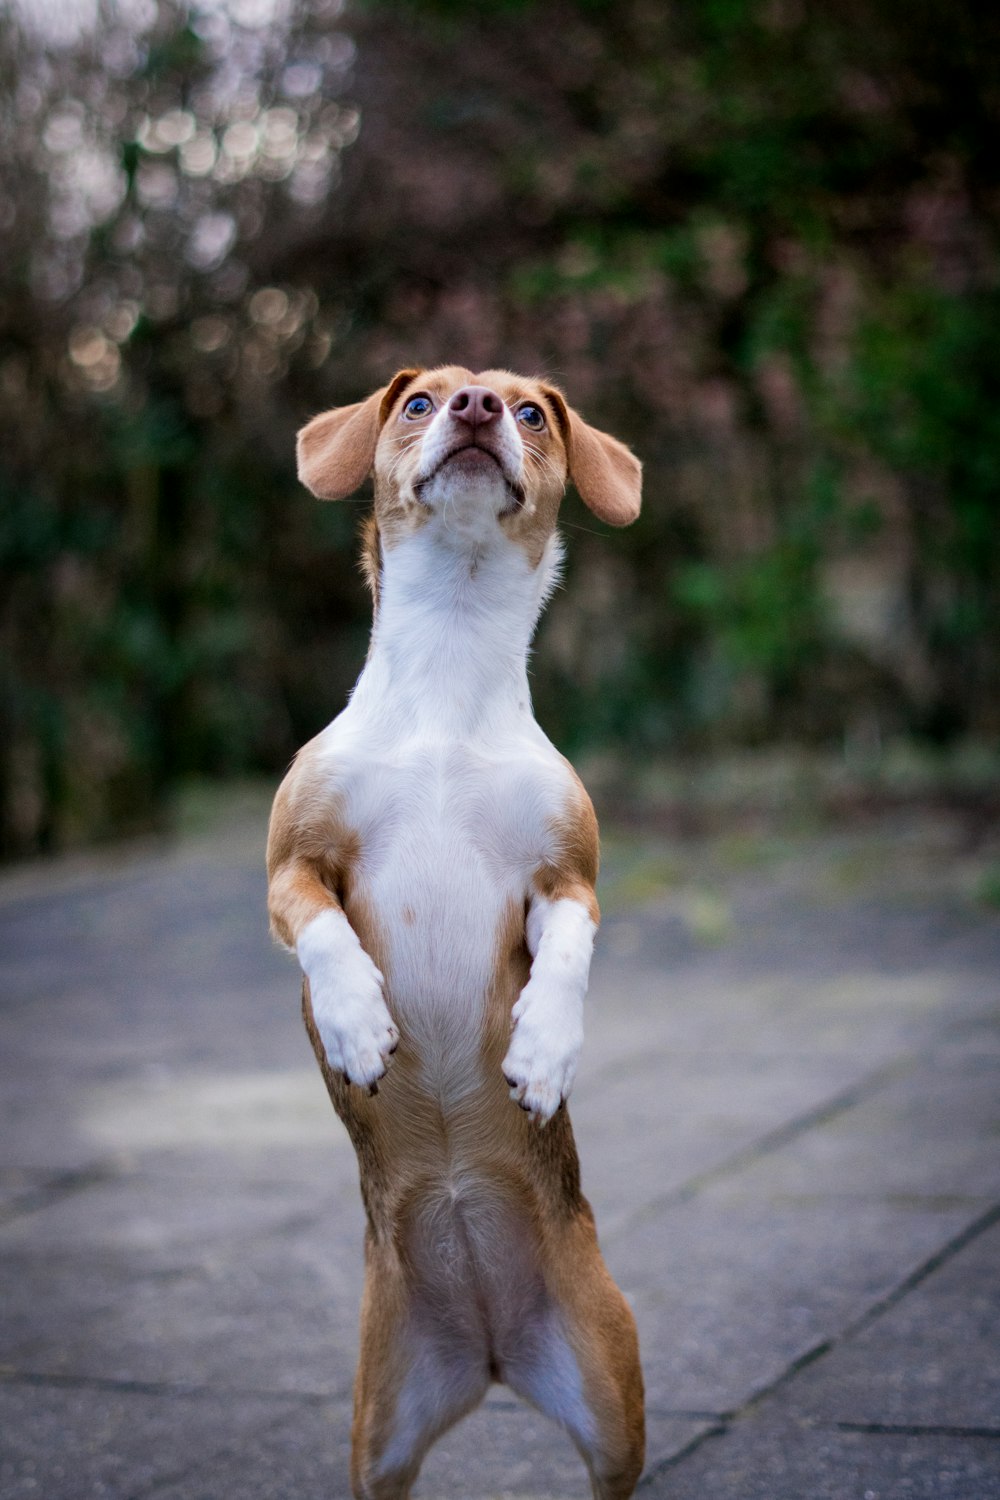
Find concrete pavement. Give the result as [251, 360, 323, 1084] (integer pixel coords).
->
[1, 794, 998, 1498]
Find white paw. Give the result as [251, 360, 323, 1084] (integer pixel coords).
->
[501, 981, 583, 1125]
[312, 956, 398, 1091]
[298, 911, 398, 1092]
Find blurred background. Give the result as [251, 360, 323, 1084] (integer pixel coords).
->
[1, 0, 998, 861]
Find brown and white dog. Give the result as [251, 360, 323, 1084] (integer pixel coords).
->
[266, 367, 645, 1499]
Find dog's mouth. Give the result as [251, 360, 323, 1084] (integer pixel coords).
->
[415, 440, 525, 513]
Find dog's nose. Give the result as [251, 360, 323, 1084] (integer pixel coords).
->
[448, 385, 504, 427]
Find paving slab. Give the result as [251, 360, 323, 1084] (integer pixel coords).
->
[639, 1417, 1000, 1499]
[0, 1380, 295, 1500]
[694, 1051, 1000, 1207]
[132, 1396, 353, 1500]
[608, 1197, 975, 1415]
[0, 1221, 364, 1398]
[778, 1216, 1000, 1431]
[589, 948, 988, 1069]
[572, 1048, 874, 1236]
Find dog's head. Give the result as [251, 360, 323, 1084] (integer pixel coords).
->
[296, 366, 641, 569]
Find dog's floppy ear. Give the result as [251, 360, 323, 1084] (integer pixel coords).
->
[297, 368, 423, 500]
[541, 385, 642, 527]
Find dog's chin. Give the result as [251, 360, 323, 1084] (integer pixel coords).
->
[446, 445, 503, 478]
[416, 446, 524, 518]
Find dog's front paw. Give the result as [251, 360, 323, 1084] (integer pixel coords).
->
[299, 912, 399, 1093]
[501, 982, 582, 1125]
[311, 958, 399, 1093]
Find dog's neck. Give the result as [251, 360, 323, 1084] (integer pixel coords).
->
[350, 523, 562, 740]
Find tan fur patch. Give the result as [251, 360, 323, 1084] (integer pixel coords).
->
[266, 741, 362, 948]
[535, 773, 601, 925]
[358, 512, 381, 613]
[546, 1213, 646, 1494]
[297, 369, 421, 502]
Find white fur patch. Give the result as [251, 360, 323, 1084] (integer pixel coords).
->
[297, 908, 398, 1088]
[369, 1334, 489, 1487]
[416, 399, 525, 521]
[505, 1308, 598, 1453]
[502, 896, 596, 1124]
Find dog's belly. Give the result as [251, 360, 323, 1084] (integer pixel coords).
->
[372, 833, 509, 1005]
[353, 821, 525, 1100]
[402, 1166, 549, 1344]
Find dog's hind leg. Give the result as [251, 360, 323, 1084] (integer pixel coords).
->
[501, 1216, 645, 1500]
[349, 1240, 490, 1500]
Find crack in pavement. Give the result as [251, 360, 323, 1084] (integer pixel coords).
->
[637, 1196, 1000, 1489]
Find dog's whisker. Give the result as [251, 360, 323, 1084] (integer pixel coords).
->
[522, 446, 559, 475]
[520, 442, 563, 482]
[385, 453, 411, 482]
[384, 441, 423, 482]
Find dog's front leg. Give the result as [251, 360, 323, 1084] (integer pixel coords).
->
[297, 905, 398, 1093]
[502, 887, 597, 1125]
[268, 851, 398, 1093]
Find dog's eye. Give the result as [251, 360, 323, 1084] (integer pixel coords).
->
[516, 404, 545, 432]
[403, 395, 433, 420]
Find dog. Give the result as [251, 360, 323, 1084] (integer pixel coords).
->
[266, 366, 645, 1499]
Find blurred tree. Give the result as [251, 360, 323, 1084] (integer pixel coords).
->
[0, 0, 365, 851]
[1, 0, 998, 855]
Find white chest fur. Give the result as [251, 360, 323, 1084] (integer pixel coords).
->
[321, 734, 568, 988]
[299, 522, 579, 1093]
